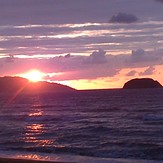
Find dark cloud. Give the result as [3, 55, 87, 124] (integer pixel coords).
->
[84, 49, 107, 64]
[126, 70, 137, 76]
[5, 54, 15, 63]
[132, 49, 145, 56]
[126, 66, 156, 77]
[155, 0, 163, 3]
[131, 49, 145, 61]
[129, 49, 162, 65]
[109, 12, 138, 24]
[139, 66, 155, 75]
[64, 53, 71, 58]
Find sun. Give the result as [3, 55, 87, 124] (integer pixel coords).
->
[22, 70, 44, 82]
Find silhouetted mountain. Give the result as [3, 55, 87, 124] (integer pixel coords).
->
[0, 76, 75, 94]
[123, 78, 162, 89]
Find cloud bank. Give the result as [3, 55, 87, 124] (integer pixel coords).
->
[109, 12, 138, 24]
[0, 48, 162, 82]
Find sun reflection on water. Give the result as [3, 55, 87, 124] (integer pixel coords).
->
[23, 97, 54, 147]
[29, 111, 43, 117]
[24, 120, 53, 146]
[24, 122, 54, 147]
[16, 153, 50, 161]
[26, 124, 44, 135]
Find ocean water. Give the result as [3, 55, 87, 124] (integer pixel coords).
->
[0, 88, 163, 162]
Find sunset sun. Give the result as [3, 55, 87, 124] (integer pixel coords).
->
[22, 70, 44, 82]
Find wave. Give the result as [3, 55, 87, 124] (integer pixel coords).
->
[3, 144, 162, 160]
[143, 115, 163, 122]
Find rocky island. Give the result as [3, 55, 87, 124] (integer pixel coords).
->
[123, 78, 162, 89]
[0, 76, 75, 94]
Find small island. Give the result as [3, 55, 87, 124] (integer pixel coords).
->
[123, 78, 162, 89]
[0, 76, 75, 94]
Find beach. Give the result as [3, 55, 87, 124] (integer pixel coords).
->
[0, 157, 70, 163]
[0, 157, 161, 163]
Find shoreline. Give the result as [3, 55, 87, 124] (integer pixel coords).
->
[0, 157, 161, 163]
[0, 157, 72, 163]
[0, 151, 161, 163]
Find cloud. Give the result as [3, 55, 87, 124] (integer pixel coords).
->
[0, 47, 162, 82]
[84, 49, 107, 64]
[43, 49, 119, 81]
[0, 48, 120, 81]
[132, 49, 145, 57]
[0, 15, 163, 59]
[126, 66, 156, 77]
[126, 70, 137, 76]
[155, 0, 163, 3]
[109, 12, 138, 24]
[128, 48, 162, 65]
[130, 48, 145, 62]
[5, 54, 15, 63]
[64, 53, 71, 58]
[139, 66, 155, 75]
[44, 66, 118, 81]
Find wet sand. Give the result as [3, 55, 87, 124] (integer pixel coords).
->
[0, 158, 73, 163]
[0, 157, 160, 163]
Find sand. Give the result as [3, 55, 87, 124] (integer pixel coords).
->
[0, 157, 161, 163]
[0, 158, 73, 163]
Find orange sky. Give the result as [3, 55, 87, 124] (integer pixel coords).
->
[58, 65, 163, 90]
[16, 65, 163, 90]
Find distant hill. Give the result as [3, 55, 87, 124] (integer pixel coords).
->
[123, 78, 162, 89]
[0, 76, 75, 94]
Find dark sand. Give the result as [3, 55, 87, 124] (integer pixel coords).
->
[0, 158, 74, 163]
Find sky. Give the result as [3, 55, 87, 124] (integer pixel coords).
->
[0, 0, 163, 90]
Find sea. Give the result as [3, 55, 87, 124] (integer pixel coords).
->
[0, 88, 163, 163]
